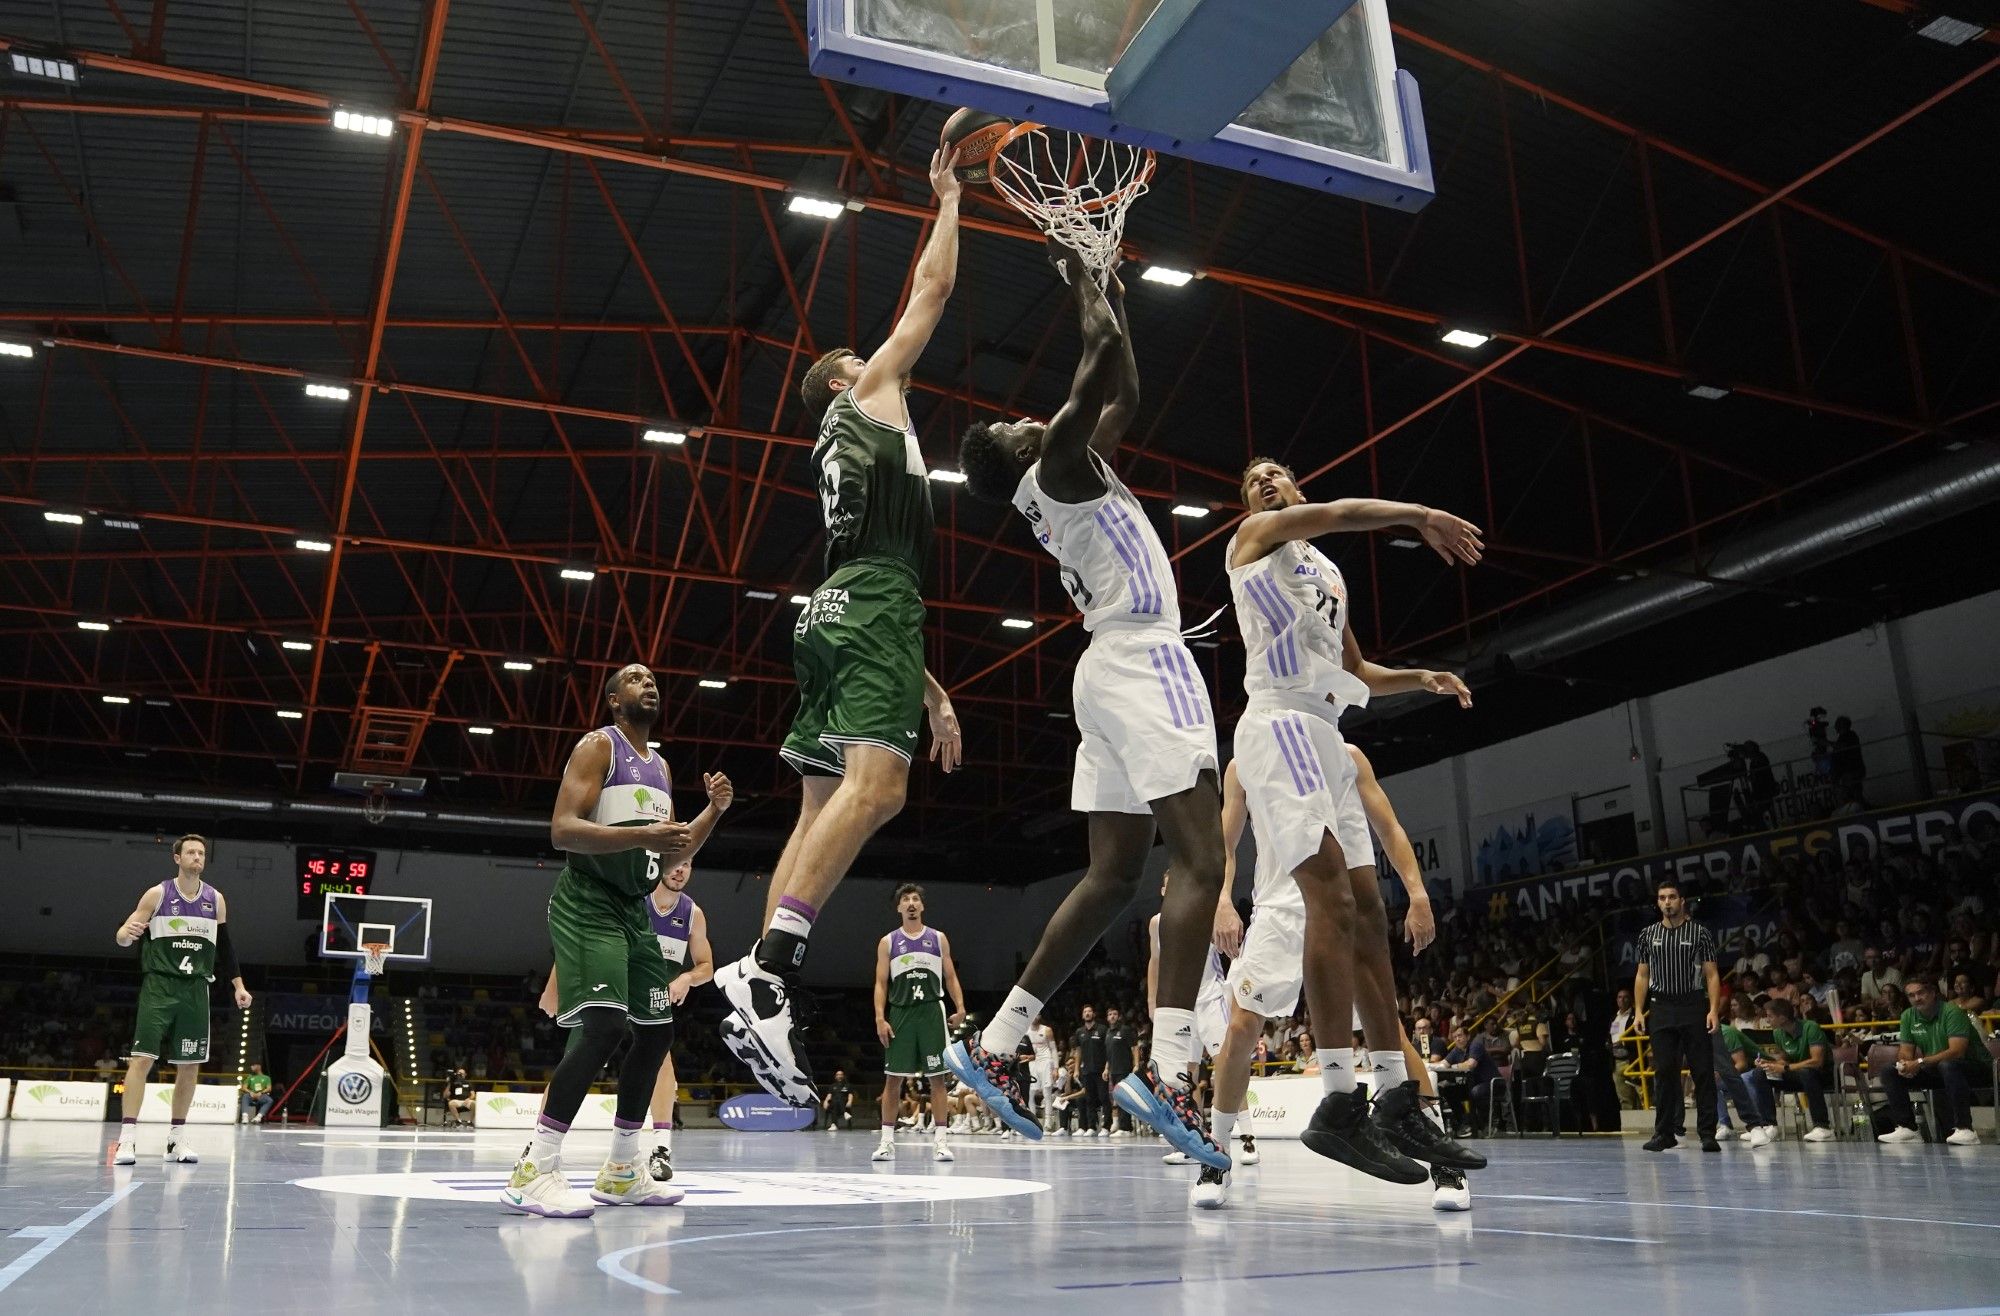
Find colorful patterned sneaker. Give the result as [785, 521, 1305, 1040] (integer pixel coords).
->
[717, 955, 817, 1107]
[943, 1039, 1042, 1139]
[500, 1156, 593, 1218]
[590, 1158, 685, 1207]
[1113, 1063, 1228, 1170]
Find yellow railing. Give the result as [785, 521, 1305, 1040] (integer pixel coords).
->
[1617, 1011, 1999, 1106]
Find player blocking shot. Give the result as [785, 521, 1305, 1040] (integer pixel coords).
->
[503, 664, 733, 1218]
[1225, 456, 1483, 1184]
[716, 143, 967, 1109]
[112, 833, 253, 1166]
[945, 239, 1229, 1167]
[872, 884, 968, 1163]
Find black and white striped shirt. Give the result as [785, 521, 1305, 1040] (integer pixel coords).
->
[1637, 918, 1716, 997]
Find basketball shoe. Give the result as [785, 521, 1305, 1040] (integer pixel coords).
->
[1112, 1063, 1227, 1170]
[591, 1158, 685, 1207]
[717, 954, 817, 1107]
[1301, 1090, 1426, 1185]
[647, 1145, 673, 1182]
[163, 1134, 198, 1164]
[1431, 1163, 1472, 1212]
[942, 1039, 1041, 1139]
[501, 1154, 593, 1218]
[1373, 1081, 1487, 1170]
[1189, 1165, 1230, 1210]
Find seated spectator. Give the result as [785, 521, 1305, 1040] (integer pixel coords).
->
[1799, 969, 1835, 1016]
[238, 1063, 275, 1125]
[1949, 973, 1987, 1018]
[1826, 921, 1865, 975]
[1877, 979, 1983, 1146]
[443, 1067, 474, 1128]
[1861, 948, 1904, 1002]
[1411, 1016, 1448, 1064]
[1713, 1005, 1764, 1140]
[1743, 998, 1835, 1143]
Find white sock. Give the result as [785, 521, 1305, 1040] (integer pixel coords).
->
[1317, 1049, 1356, 1095]
[980, 987, 1043, 1055]
[1370, 1050, 1409, 1088]
[879, 1123, 894, 1138]
[528, 1118, 565, 1167]
[1212, 1109, 1239, 1145]
[1149, 1008, 1196, 1090]
[609, 1118, 643, 1165]
[653, 1122, 673, 1153]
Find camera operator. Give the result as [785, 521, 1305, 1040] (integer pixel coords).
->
[443, 1066, 474, 1128]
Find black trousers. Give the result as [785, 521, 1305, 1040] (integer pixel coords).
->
[1649, 1001, 1716, 1139]
[1081, 1073, 1109, 1131]
[1880, 1058, 1976, 1133]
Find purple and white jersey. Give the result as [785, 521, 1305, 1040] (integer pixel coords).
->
[1012, 453, 1179, 633]
[886, 926, 945, 1009]
[1226, 535, 1370, 707]
[566, 725, 675, 898]
[649, 889, 696, 971]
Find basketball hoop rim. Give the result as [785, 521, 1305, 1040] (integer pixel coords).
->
[361, 941, 391, 975]
[989, 121, 1157, 215]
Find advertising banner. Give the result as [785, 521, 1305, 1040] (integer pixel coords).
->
[9, 1080, 109, 1122]
[718, 1094, 816, 1131]
[0, 1078, 10, 1118]
[1470, 796, 1579, 886]
[475, 1089, 619, 1130]
[136, 1082, 239, 1124]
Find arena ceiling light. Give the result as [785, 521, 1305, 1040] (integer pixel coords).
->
[1388, 536, 1421, 549]
[303, 381, 352, 401]
[744, 588, 779, 601]
[98, 514, 144, 531]
[332, 108, 395, 138]
[101, 694, 131, 705]
[1682, 380, 1732, 401]
[786, 193, 848, 220]
[558, 563, 598, 582]
[467, 725, 495, 735]
[1917, 14, 1986, 43]
[42, 510, 85, 525]
[697, 677, 730, 690]
[276, 709, 304, 720]
[1001, 617, 1034, 629]
[1170, 504, 1209, 519]
[295, 537, 333, 552]
[790, 594, 811, 605]
[641, 425, 687, 446]
[77, 619, 112, 631]
[281, 639, 314, 652]
[1140, 265, 1196, 288]
[1439, 327, 1491, 349]
[928, 469, 968, 484]
[502, 659, 535, 672]
[0, 339, 36, 359]
[8, 50, 79, 83]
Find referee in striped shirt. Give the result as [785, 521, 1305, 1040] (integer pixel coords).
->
[1633, 877, 1722, 1153]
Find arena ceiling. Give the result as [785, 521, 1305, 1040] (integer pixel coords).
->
[2, 0, 1997, 882]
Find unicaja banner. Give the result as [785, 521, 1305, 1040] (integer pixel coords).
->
[136, 1082, 239, 1124]
[1240, 1073, 1319, 1139]
[475, 1090, 618, 1130]
[10, 1080, 109, 1121]
[0, 1078, 10, 1118]
[1473, 789, 2000, 922]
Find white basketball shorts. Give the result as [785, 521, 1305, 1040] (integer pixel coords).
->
[1226, 906, 1306, 1020]
[1195, 968, 1232, 1058]
[1234, 692, 1372, 879]
[1070, 626, 1219, 815]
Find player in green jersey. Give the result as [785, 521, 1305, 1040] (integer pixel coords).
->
[871, 884, 966, 1163]
[718, 144, 966, 1107]
[112, 833, 252, 1165]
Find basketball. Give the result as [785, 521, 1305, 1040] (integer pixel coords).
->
[940, 107, 1014, 187]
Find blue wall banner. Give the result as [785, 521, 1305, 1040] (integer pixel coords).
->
[718, 1094, 816, 1132]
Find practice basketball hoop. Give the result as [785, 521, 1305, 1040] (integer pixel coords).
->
[986, 123, 1155, 287]
[361, 941, 390, 977]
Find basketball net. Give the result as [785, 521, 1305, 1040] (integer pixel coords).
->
[361, 942, 390, 977]
[362, 784, 388, 826]
[988, 124, 1154, 287]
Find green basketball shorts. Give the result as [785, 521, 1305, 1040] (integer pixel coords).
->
[132, 976, 212, 1064]
[548, 867, 674, 1028]
[780, 560, 927, 777]
[884, 1001, 949, 1077]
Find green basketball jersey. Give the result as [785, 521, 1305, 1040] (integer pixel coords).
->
[815, 390, 934, 582]
[565, 726, 677, 898]
[141, 879, 220, 981]
[887, 925, 945, 1010]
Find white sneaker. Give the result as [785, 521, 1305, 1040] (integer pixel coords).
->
[163, 1138, 198, 1164]
[1162, 1149, 1191, 1165]
[1237, 1135, 1261, 1166]
[1050, 1128, 1068, 1137]
[1745, 1125, 1771, 1147]
[1431, 1164, 1472, 1212]
[501, 1156, 592, 1218]
[1946, 1127, 1979, 1147]
[872, 1136, 896, 1162]
[590, 1158, 685, 1207]
[1877, 1125, 1922, 1144]
[716, 954, 816, 1107]
[933, 1136, 954, 1163]
[1735, 1127, 1755, 1141]
[1802, 1126, 1834, 1143]
[1189, 1166, 1230, 1210]
[113, 1139, 137, 1166]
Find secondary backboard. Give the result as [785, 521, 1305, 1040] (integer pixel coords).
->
[321, 892, 433, 964]
[809, 0, 1432, 209]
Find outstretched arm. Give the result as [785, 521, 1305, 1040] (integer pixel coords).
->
[1087, 262, 1138, 461]
[1214, 761, 1247, 956]
[1341, 620, 1473, 707]
[1035, 240, 1127, 502]
[852, 149, 963, 424]
[1232, 498, 1482, 569]
[1349, 747, 1433, 954]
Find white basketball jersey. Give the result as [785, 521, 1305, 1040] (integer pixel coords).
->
[1013, 453, 1179, 632]
[1030, 1023, 1057, 1063]
[1226, 535, 1370, 705]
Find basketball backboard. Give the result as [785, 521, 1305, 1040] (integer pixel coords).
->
[321, 892, 432, 964]
[809, 0, 1432, 209]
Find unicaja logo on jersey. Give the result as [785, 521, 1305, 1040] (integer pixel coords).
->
[167, 917, 188, 932]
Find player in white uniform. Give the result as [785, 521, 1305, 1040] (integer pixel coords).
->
[945, 241, 1226, 1168]
[1027, 1015, 1059, 1130]
[1225, 454, 1482, 1185]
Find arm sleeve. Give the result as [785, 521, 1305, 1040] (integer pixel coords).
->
[216, 923, 242, 982]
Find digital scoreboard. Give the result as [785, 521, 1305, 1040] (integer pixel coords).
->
[297, 846, 378, 918]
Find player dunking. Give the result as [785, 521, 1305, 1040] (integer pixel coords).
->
[1193, 755, 1484, 1209]
[872, 883, 967, 1163]
[112, 833, 252, 1165]
[717, 147, 966, 1108]
[947, 240, 1228, 1166]
[1225, 456, 1482, 1183]
[503, 664, 732, 1217]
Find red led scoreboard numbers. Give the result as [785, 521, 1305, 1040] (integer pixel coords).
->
[298, 846, 378, 918]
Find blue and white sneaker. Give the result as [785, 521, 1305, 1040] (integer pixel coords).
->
[1113, 1063, 1227, 1170]
[942, 1039, 1042, 1139]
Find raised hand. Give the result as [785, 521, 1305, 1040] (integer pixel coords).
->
[1421, 670, 1473, 709]
[705, 771, 734, 812]
[1420, 507, 1484, 566]
[929, 145, 963, 206]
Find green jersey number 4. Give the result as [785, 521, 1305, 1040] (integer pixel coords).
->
[178, 955, 195, 975]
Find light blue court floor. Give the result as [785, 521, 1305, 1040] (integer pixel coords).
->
[3, 1121, 1998, 1312]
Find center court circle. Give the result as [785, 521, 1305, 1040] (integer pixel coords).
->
[291, 1169, 1049, 1208]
